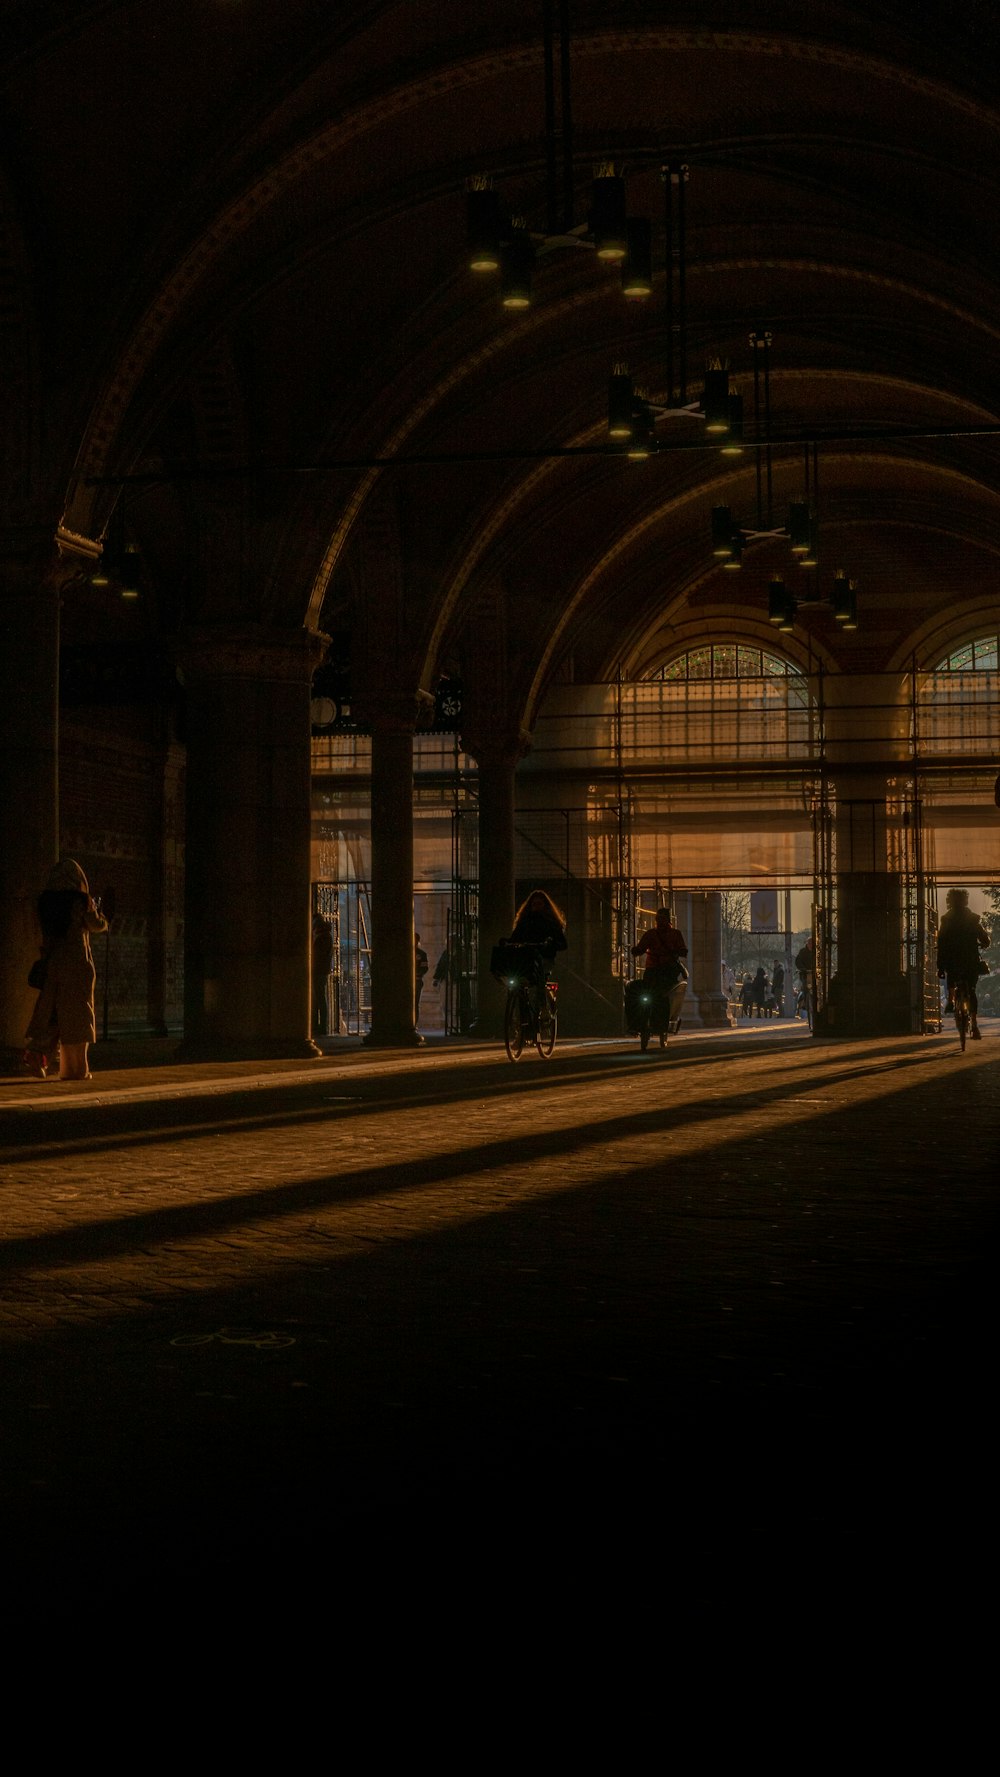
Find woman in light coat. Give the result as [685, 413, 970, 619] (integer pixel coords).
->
[25, 858, 108, 1080]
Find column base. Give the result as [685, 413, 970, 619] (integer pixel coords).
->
[174, 1037, 322, 1062]
[363, 1027, 423, 1049]
[683, 990, 733, 1030]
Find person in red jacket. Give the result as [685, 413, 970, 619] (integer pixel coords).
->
[629, 907, 688, 1047]
[631, 906, 687, 978]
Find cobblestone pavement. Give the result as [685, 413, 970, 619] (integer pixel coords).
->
[2, 1020, 997, 1634]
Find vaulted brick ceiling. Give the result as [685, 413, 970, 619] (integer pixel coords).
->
[6, 2, 1000, 708]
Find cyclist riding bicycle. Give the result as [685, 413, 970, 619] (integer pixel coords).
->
[507, 889, 567, 1026]
[630, 907, 688, 1038]
[936, 887, 989, 1040]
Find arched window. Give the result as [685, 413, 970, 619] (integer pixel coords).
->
[934, 634, 999, 671]
[648, 643, 804, 683]
[920, 633, 1000, 760]
[637, 641, 813, 760]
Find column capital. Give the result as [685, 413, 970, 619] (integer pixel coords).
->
[460, 724, 533, 768]
[175, 623, 329, 686]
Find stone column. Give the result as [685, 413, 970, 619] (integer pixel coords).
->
[822, 674, 913, 1036]
[176, 624, 325, 1059]
[458, 581, 530, 1037]
[363, 698, 424, 1047]
[826, 786, 911, 1035]
[0, 535, 80, 1064]
[675, 890, 731, 1029]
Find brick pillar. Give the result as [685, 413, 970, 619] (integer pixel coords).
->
[822, 674, 913, 1036]
[687, 890, 732, 1028]
[827, 787, 911, 1035]
[176, 624, 325, 1059]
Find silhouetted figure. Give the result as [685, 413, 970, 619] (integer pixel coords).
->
[936, 887, 989, 1038]
[508, 890, 567, 962]
[507, 890, 567, 1025]
[795, 937, 815, 1025]
[435, 939, 472, 1033]
[750, 965, 769, 1016]
[631, 907, 688, 978]
[414, 933, 429, 1024]
[630, 908, 689, 1045]
[312, 912, 334, 1036]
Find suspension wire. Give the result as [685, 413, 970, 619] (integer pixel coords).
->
[543, 0, 558, 237]
[559, 0, 574, 233]
[87, 422, 1000, 486]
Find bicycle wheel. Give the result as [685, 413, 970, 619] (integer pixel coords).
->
[639, 1008, 650, 1052]
[536, 987, 557, 1058]
[954, 985, 970, 1052]
[504, 989, 526, 1061]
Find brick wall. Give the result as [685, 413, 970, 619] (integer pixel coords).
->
[60, 711, 185, 1033]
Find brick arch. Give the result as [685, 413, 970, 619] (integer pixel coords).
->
[58, 17, 1000, 548]
[893, 594, 1000, 674]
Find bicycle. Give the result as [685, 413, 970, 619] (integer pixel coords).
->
[492, 942, 558, 1061]
[638, 989, 665, 1052]
[625, 970, 686, 1053]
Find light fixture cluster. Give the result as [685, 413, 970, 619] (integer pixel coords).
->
[707, 342, 860, 634]
[710, 499, 817, 570]
[710, 503, 858, 633]
[466, 167, 652, 310]
[607, 358, 738, 455]
[712, 505, 858, 629]
[767, 572, 858, 633]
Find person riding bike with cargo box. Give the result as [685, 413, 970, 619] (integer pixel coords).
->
[629, 907, 688, 1043]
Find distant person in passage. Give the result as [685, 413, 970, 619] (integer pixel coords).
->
[795, 936, 815, 1024]
[434, 938, 472, 1033]
[771, 959, 785, 1016]
[750, 964, 770, 1016]
[936, 887, 989, 1039]
[414, 933, 429, 1024]
[311, 912, 334, 1036]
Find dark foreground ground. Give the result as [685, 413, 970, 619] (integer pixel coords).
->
[2, 1019, 997, 1661]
